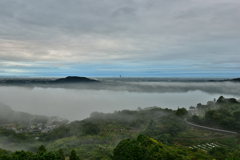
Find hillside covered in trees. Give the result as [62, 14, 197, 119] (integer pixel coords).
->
[0, 96, 240, 159]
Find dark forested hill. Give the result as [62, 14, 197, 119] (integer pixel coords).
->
[0, 76, 99, 86]
[53, 76, 99, 83]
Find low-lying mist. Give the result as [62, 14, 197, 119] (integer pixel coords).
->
[122, 81, 240, 95]
[0, 81, 239, 121]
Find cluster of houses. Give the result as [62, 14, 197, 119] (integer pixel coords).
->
[28, 123, 59, 133]
[0, 123, 59, 134]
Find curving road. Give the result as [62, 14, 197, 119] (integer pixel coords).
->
[184, 118, 237, 135]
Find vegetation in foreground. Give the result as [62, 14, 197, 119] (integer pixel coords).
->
[0, 96, 240, 159]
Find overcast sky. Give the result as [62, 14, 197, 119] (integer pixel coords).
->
[0, 0, 239, 77]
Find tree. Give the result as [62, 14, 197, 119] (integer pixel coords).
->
[233, 111, 240, 121]
[12, 150, 33, 160]
[175, 108, 188, 117]
[189, 106, 195, 110]
[228, 98, 239, 103]
[205, 110, 215, 122]
[197, 103, 202, 109]
[37, 144, 47, 156]
[147, 119, 156, 131]
[216, 96, 225, 104]
[113, 138, 143, 160]
[166, 122, 185, 136]
[82, 122, 100, 135]
[208, 147, 228, 160]
[219, 117, 235, 129]
[152, 134, 172, 145]
[57, 148, 65, 160]
[44, 151, 60, 160]
[70, 149, 80, 160]
[192, 115, 201, 124]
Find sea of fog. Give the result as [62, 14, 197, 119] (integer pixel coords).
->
[0, 78, 239, 121]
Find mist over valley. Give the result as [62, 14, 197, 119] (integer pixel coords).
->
[0, 77, 239, 121]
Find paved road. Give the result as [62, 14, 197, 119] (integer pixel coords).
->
[184, 118, 237, 135]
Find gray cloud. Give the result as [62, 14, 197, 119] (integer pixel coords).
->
[0, 0, 239, 76]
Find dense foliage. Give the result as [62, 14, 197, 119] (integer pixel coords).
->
[0, 96, 239, 159]
[114, 134, 240, 160]
[113, 134, 211, 160]
[191, 96, 240, 131]
[0, 145, 69, 160]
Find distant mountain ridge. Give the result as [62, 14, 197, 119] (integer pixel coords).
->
[208, 78, 240, 82]
[0, 76, 99, 86]
[0, 101, 31, 125]
[0, 101, 12, 114]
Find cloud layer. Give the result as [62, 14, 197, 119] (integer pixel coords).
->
[0, 0, 239, 77]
